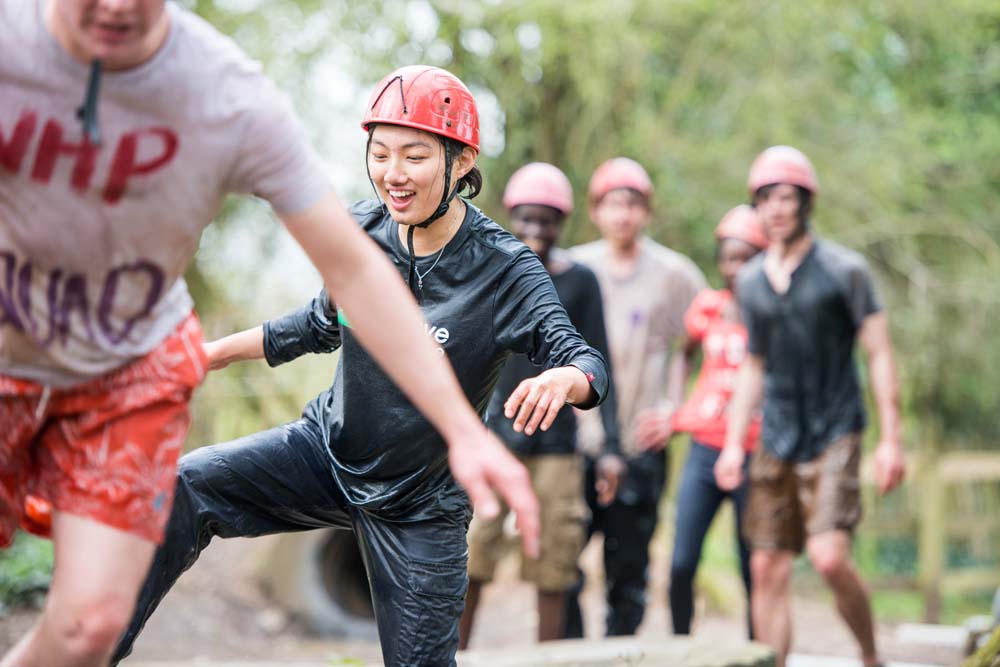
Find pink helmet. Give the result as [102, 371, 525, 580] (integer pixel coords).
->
[715, 205, 769, 250]
[747, 145, 818, 195]
[502, 162, 574, 215]
[588, 157, 653, 205]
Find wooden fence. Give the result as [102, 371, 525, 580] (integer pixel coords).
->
[860, 446, 1000, 622]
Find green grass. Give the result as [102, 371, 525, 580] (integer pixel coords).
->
[0, 532, 53, 614]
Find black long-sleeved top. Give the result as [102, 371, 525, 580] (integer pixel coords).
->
[262, 200, 609, 520]
[485, 257, 620, 457]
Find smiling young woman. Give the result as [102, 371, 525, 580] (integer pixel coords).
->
[110, 66, 612, 667]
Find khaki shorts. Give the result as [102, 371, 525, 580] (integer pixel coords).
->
[744, 432, 862, 553]
[467, 453, 588, 592]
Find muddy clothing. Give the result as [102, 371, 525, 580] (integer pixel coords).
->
[114, 200, 610, 667]
[485, 259, 620, 457]
[737, 239, 881, 462]
[0, 0, 329, 386]
[745, 431, 863, 553]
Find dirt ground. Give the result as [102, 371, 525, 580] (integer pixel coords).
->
[0, 531, 965, 666]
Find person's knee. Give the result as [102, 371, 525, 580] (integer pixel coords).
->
[750, 551, 791, 591]
[807, 542, 851, 582]
[49, 593, 135, 659]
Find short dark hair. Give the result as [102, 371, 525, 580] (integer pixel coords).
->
[752, 184, 813, 224]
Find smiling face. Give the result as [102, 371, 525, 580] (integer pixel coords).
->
[366, 124, 474, 226]
[509, 204, 565, 263]
[755, 183, 807, 245]
[46, 0, 170, 70]
[590, 187, 651, 249]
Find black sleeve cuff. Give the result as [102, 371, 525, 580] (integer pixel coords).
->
[263, 289, 342, 367]
[569, 353, 609, 411]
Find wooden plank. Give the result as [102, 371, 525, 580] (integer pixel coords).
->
[918, 441, 944, 623]
[937, 452, 1000, 484]
[941, 567, 1000, 595]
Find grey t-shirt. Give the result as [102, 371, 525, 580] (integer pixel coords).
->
[737, 238, 882, 461]
[0, 1, 331, 385]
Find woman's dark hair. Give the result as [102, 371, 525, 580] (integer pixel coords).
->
[752, 184, 813, 225]
[442, 136, 482, 199]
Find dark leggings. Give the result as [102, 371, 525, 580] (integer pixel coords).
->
[669, 440, 752, 637]
[111, 419, 470, 667]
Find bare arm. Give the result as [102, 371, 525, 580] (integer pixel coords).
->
[280, 192, 539, 554]
[714, 354, 765, 490]
[203, 327, 264, 370]
[858, 312, 906, 494]
[668, 339, 698, 410]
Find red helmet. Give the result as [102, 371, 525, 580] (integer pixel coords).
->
[361, 65, 479, 152]
[502, 162, 574, 215]
[715, 205, 769, 250]
[588, 157, 653, 205]
[747, 145, 818, 196]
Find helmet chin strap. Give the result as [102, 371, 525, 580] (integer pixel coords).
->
[365, 130, 462, 297]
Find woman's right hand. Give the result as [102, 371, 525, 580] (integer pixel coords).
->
[714, 445, 746, 491]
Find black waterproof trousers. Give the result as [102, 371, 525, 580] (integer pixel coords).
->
[564, 449, 665, 637]
[112, 419, 471, 666]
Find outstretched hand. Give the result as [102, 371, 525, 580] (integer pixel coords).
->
[448, 428, 540, 558]
[503, 367, 581, 436]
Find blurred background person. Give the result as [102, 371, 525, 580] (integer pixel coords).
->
[460, 162, 624, 648]
[715, 146, 906, 667]
[666, 205, 768, 638]
[565, 158, 705, 637]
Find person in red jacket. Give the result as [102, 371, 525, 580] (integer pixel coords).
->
[667, 205, 768, 638]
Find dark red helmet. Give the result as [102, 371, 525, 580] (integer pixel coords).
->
[362, 65, 479, 152]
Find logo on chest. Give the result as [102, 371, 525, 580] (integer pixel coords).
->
[339, 310, 451, 356]
[1, 109, 178, 204]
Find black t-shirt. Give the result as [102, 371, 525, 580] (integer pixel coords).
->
[262, 200, 609, 520]
[737, 238, 882, 462]
[485, 258, 621, 457]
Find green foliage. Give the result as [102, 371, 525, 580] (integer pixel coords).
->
[329, 0, 1000, 445]
[0, 533, 53, 612]
[184, 0, 999, 445]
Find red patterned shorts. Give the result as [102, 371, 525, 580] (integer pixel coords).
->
[0, 313, 206, 547]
